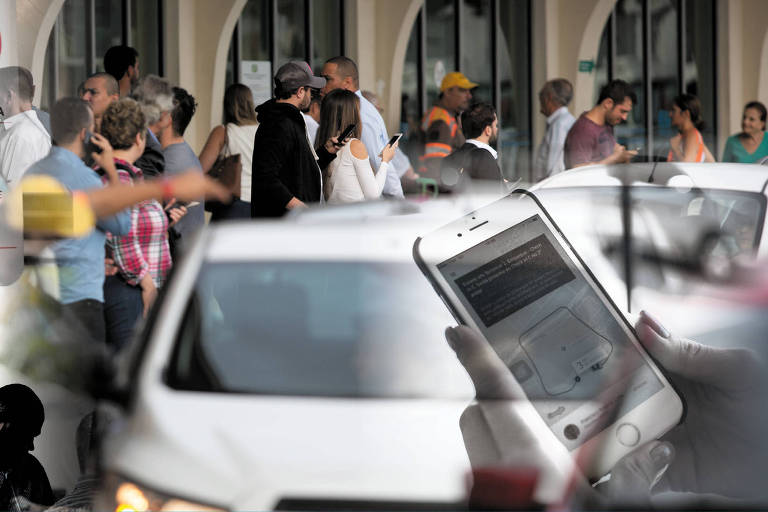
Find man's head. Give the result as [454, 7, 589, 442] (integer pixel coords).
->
[132, 74, 174, 138]
[0, 384, 45, 467]
[274, 61, 326, 110]
[51, 97, 93, 156]
[321, 56, 358, 96]
[170, 86, 196, 137]
[104, 45, 140, 87]
[539, 78, 573, 117]
[439, 72, 477, 113]
[0, 66, 35, 117]
[81, 72, 119, 122]
[596, 79, 636, 126]
[461, 103, 498, 144]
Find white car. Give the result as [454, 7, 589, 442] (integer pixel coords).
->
[94, 164, 768, 510]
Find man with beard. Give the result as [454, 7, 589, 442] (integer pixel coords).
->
[103, 46, 140, 98]
[440, 103, 503, 189]
[0, 384, 54, 510]
[251, 61, 342, 217]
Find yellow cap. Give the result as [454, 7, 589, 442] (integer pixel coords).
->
[440, 72, 478, 92]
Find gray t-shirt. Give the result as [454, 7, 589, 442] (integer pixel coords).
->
[163, 141, 205, 237]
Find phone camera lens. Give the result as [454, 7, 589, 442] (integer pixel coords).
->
[457, 233, 462, 237]
[564, 424, 580, 440]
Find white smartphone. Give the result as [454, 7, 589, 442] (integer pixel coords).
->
[413, 190, 684, 478]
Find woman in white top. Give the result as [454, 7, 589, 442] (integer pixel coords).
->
[317, 89, 397, 204]
[199, 83, 259, 218]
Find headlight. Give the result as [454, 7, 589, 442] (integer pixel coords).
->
[96, 473, 227, 512]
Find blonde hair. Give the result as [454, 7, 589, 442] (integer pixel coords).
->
[100, 98, 146, 150]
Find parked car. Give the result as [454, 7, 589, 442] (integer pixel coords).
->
[94, 163, 768, 509]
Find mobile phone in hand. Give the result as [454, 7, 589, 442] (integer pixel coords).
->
[335, 124, 356, 145]
[387, 133, 403, 147]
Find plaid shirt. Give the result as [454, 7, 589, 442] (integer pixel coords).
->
[99, 159, 172, 287]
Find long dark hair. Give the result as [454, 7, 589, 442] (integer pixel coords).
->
[673, 93, 704, 131]
[223, 83, 258, 126]
[316, 89, 362, 151]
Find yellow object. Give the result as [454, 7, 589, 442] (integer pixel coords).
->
[6, 175, 95, 238]
[440, 71, 478, 92]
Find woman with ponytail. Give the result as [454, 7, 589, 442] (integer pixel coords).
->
[667, 93, 715, 162]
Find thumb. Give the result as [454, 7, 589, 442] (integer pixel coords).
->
[600, 440, 674, 503]
[636, 311, 760, 389]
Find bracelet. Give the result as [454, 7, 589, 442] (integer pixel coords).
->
[161, 178, 174, 201]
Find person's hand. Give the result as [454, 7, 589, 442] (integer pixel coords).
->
[635, 311, 767, 501]
[140, 273, 157, 318]
[105, 257, 118, 277]
[166, 172, 229, 202]
[89, 132, 116, 171]
[610, 143, 637, 164]
[285, 197, 307, 210]
[381, 140, 398, 163]
[445, 325, 674, 507]
[163, 198, 187, 228]
[324, 136, 348, 155]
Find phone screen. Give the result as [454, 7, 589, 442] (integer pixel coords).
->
[387, 133, 403, 146]
[435, 214, 664, 449]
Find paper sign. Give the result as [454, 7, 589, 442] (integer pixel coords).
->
[240, 60, 272, 107]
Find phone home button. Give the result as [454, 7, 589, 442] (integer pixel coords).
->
[616, 423, 641, 447]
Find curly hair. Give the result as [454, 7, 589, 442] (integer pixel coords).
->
[100, 97, 146, 150]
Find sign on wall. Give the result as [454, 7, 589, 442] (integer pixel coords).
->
[240, 61, 272, 107]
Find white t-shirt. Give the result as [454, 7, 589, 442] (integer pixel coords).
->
[0, 110, 51, 187]
[225, 123, 259, 202]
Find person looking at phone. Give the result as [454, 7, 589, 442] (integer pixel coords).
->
[25, 98, 130, 345]
[445, 311, 768, 506]
[251, 61, 343, 217]
[667, 94, 715, 163]
[96, 98, 185, 351]
[321, 56, 408, 198]
[0, 66, 52, 189]
[564, 79, 638, 169]
[440, 102, 503, 189]
[319, 89, 396, 204]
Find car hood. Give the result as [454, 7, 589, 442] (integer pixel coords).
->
[103, 389, 472, 509]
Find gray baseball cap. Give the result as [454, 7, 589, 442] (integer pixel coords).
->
[274, 61, 326, 91]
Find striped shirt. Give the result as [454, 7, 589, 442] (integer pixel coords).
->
[98, 159, 172, 288]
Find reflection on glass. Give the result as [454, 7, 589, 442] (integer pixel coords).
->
[685, 0, 715, 152]
[650, 0, 678, 160]
[95, 0, 122, 73]
[131, 0, 161, 77]
[460, 0, 492, 105]
[401, 15, 420, 156]
[311, 0, 341, 72]
[57, 0, 87, 99]
[499, 0, 531, 180]
[240, 0, 271, 62]
[276, 0, 305, 66]
[41, 30, 56, 111]
[594, 24, 609, 105]
[612, 0, 645, 153]
[425, 0, 455, 108]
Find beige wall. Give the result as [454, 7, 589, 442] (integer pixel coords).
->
[15, 0, 63, 105]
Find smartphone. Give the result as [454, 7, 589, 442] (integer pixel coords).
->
[84, 131, 102, 155]
[337, 123, 356, 144]
[413, 190, 683, 478]
[387, 133, 403, 147]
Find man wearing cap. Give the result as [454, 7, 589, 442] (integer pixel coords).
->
[251, 62, 341, 217]
[418, 72, 477, 182]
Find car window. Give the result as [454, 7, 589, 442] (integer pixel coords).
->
[166, 261, 475, 398]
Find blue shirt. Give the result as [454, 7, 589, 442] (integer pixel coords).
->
[355, 90, 404, 198]
[26, 147, 130, 304]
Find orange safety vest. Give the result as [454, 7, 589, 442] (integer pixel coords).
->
[419, 106, 459, 171]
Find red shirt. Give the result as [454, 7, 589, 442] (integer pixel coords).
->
[564, 113, 616, 168]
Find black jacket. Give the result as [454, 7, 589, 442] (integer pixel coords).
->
[251, 100, 335, 217]
[135, 128, 165, 178]
[440, 142, 502, 190]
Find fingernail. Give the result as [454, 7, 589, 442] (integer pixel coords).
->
[640, 311, 670, 338]
[650, 442, 674, 468]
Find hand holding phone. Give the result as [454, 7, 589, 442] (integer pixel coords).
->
[379, 133, 402, 163]
[334, 124, 356, 146]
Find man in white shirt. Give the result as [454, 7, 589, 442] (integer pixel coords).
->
[321, 56, 406, 198]
[0, 67, 52, 188]
[301, 92, 320, 147]
[534, 79, 576, 181]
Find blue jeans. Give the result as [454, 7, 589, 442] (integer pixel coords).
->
[103, 275, 143, 352]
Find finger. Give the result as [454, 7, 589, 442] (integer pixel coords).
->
[601, 441, 674, 503]
[164, 198, 177, 210]
[445, 326, 526, 400]
[636, 311, 761, 388]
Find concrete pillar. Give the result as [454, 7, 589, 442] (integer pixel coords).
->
[1, 0, 18, 67]
[14, 0, 63, 104]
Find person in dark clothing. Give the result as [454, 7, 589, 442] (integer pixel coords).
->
[0, 384, 54, 510]
[251, 61, 343, 218]
[441, 102, 502, 190]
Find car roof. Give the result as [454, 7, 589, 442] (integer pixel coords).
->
[533, 162, 768, 194]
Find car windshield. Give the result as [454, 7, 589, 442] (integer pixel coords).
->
[166, 261, 475, 398]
